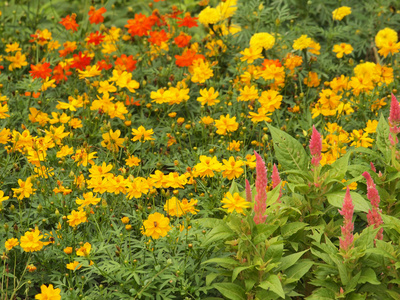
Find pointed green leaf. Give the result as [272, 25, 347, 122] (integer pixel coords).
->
[259, 274, 285, 299]
[268, 124, 308, 171]
[279, 249, 309, 271]
[232, 265, 254, 282]
[326, 191, 370, 212]
[281, 222, 308, 237]
[359, 268, 380, 285]
[286, 259, 313, 281]
[376, 114, 391, 163]
[213, 283, 246, 300]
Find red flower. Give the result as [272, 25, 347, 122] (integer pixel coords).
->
[115, 54, 137, 72]
[88, 6, 107, 24]
[125, 13, 152, 37]
[97, 60, 113, 71]
[87, 31, 105, 45]
[177, 13, 198, 28]
[148, 30, 169, 46]
[70, 52, 92, 70]
[60, 14, 79, 32]
[29, 62, 52, 79]
[175, 49, 204, 67]
[174, 32, 191, 48]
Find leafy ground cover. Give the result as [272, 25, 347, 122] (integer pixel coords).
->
[1, 0, 400, 299]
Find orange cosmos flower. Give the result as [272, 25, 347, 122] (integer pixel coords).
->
[29, 62, 52, 79]
[60, 13, 79, 32]
[88, 6, 106, 24]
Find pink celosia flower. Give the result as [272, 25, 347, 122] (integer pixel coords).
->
[309, 125, 322, 166]
[338, 187, 354, 252]
[362, 171, 383, 240]
[388, 93, 400, 134]
[245, 179, 252, 203]
[272, 163, 282, 202]
[253, 151, 268, 224]
[370, 162, 376, 173]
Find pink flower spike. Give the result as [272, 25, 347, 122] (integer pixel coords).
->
[338, 187, 354, 252]
[389, 93, 400, 134]
[245, 179, 252, 203]
[253, 151, 268, 224]
[272, 163, 282, 203]
[370, 162, 376, 173]
[309, 125, 322, 166]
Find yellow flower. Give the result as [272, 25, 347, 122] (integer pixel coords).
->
[131, 125, 154, 142]
[78, 65, 101, 79]
[76, 242, 91, 257]
[333, 43, 353, 58]
[76, 192, 101, 208]
[375, 28, 398, 49]
[293, 35, 313, 51]
[121, 217, 130, 224]
[67, 209, 87, 227]
[143, 212, 171, 239]
[164, 197, 185, 217]
[332, 6, 351, 21]
[304, 71, 320, 87]
[214, 114, 239, 135]
[238, 85, 259, 102]
[364, 120, 378, 134]
[191, 59, 213, 83]
[221, 192, 250, 214]
[198, 6, 221, 26]
[193, 155, 223, 178]
[5, 238, 19, 251]
[12, 177, 37, 200]
[101, 129, 124, 152]
[6, 51, 28, 71]
[125, 155, 141, 167]
[349, 130, 374, 148]
[0, 190, 9, 203]
[20, 229, 44, 252]
[240, 47, 263, 64]
[197, 87, 220, 106]
[250, 33, 275, 51]
[63, 247, 73, 254]
[222, 157, 244, 180]
[5, 42, 21, 53]
[227, 140, 241, 151]
[66, 261, 82, 271]
[34, 284, 61, 300]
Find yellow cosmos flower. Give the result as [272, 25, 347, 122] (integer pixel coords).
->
[34, 284, 61, 300]
[333, 43, 353, 58]
[131, 125, 154, 142]
[143, 212, 171, 239]
[221, 192, 250, 214]
[20, 229, 44, 252]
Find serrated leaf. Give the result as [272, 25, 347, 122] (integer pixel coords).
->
[213, 283, 246, 300]
[376, 114, 391, 163]
[326, 191, 370, 212]
[259, 274, 285, 299]
[268, 124, 308, 171]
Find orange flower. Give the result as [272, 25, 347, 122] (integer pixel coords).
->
[125, 13, 152, 37]
[177, 12, 198, 28]
[88, 6, 106, 24]
[29, 62, 52, 79]
[174, 32, 192, 48]
[60, 13, 79, 32]
[148, 30, 169, 46]
[115, 54, 137, 72]
[175, 49, 205, 67]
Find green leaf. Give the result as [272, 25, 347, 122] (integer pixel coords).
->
[202, 224, 234, 246]
[213, 283, 246, 300]
[376, 114, 391, 163]
[253, 224, 279, 245]
[228, 180, 241, 195]
[281, 222, 308, 238]
[306, 288, 336, 300]
[327, 151, 350, 181]
[326, 191, 370, 212]
[279, 249, 309, 271]
[232, 265, 254, 282]
[202, 257, 238, 266]
[259, 274, 285, 299]
[286, 259, 313, 281]
[359, 268, 380, 285]
[268, 124, 308, 171]
[206, 273, 220, 286]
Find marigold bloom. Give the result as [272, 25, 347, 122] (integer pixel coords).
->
[191, 59, 213, 83]
[375, 28, 398, 49]
[60, 13, 79, 32]
[34, 284, 61, 300]
[221, 192, 250, 214]
[293, 35, 313, 50]
[143, 212, 171, 239]
[250, 32, 275, 51]
[214, 114, 238, 135]
[332, 6, 352, 21]
[88, 6, 106, 24]
[198, 6, 221, 26]
[20, 229, 44, 252]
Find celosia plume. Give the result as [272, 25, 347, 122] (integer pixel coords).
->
[388, 93, 400, 134]
[309, 125, 322, 166]
[253, 151, 268, 224]
[272, 163, 282, 203]
[338, 187, 354, 252]
[362, 171, 384, 240]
